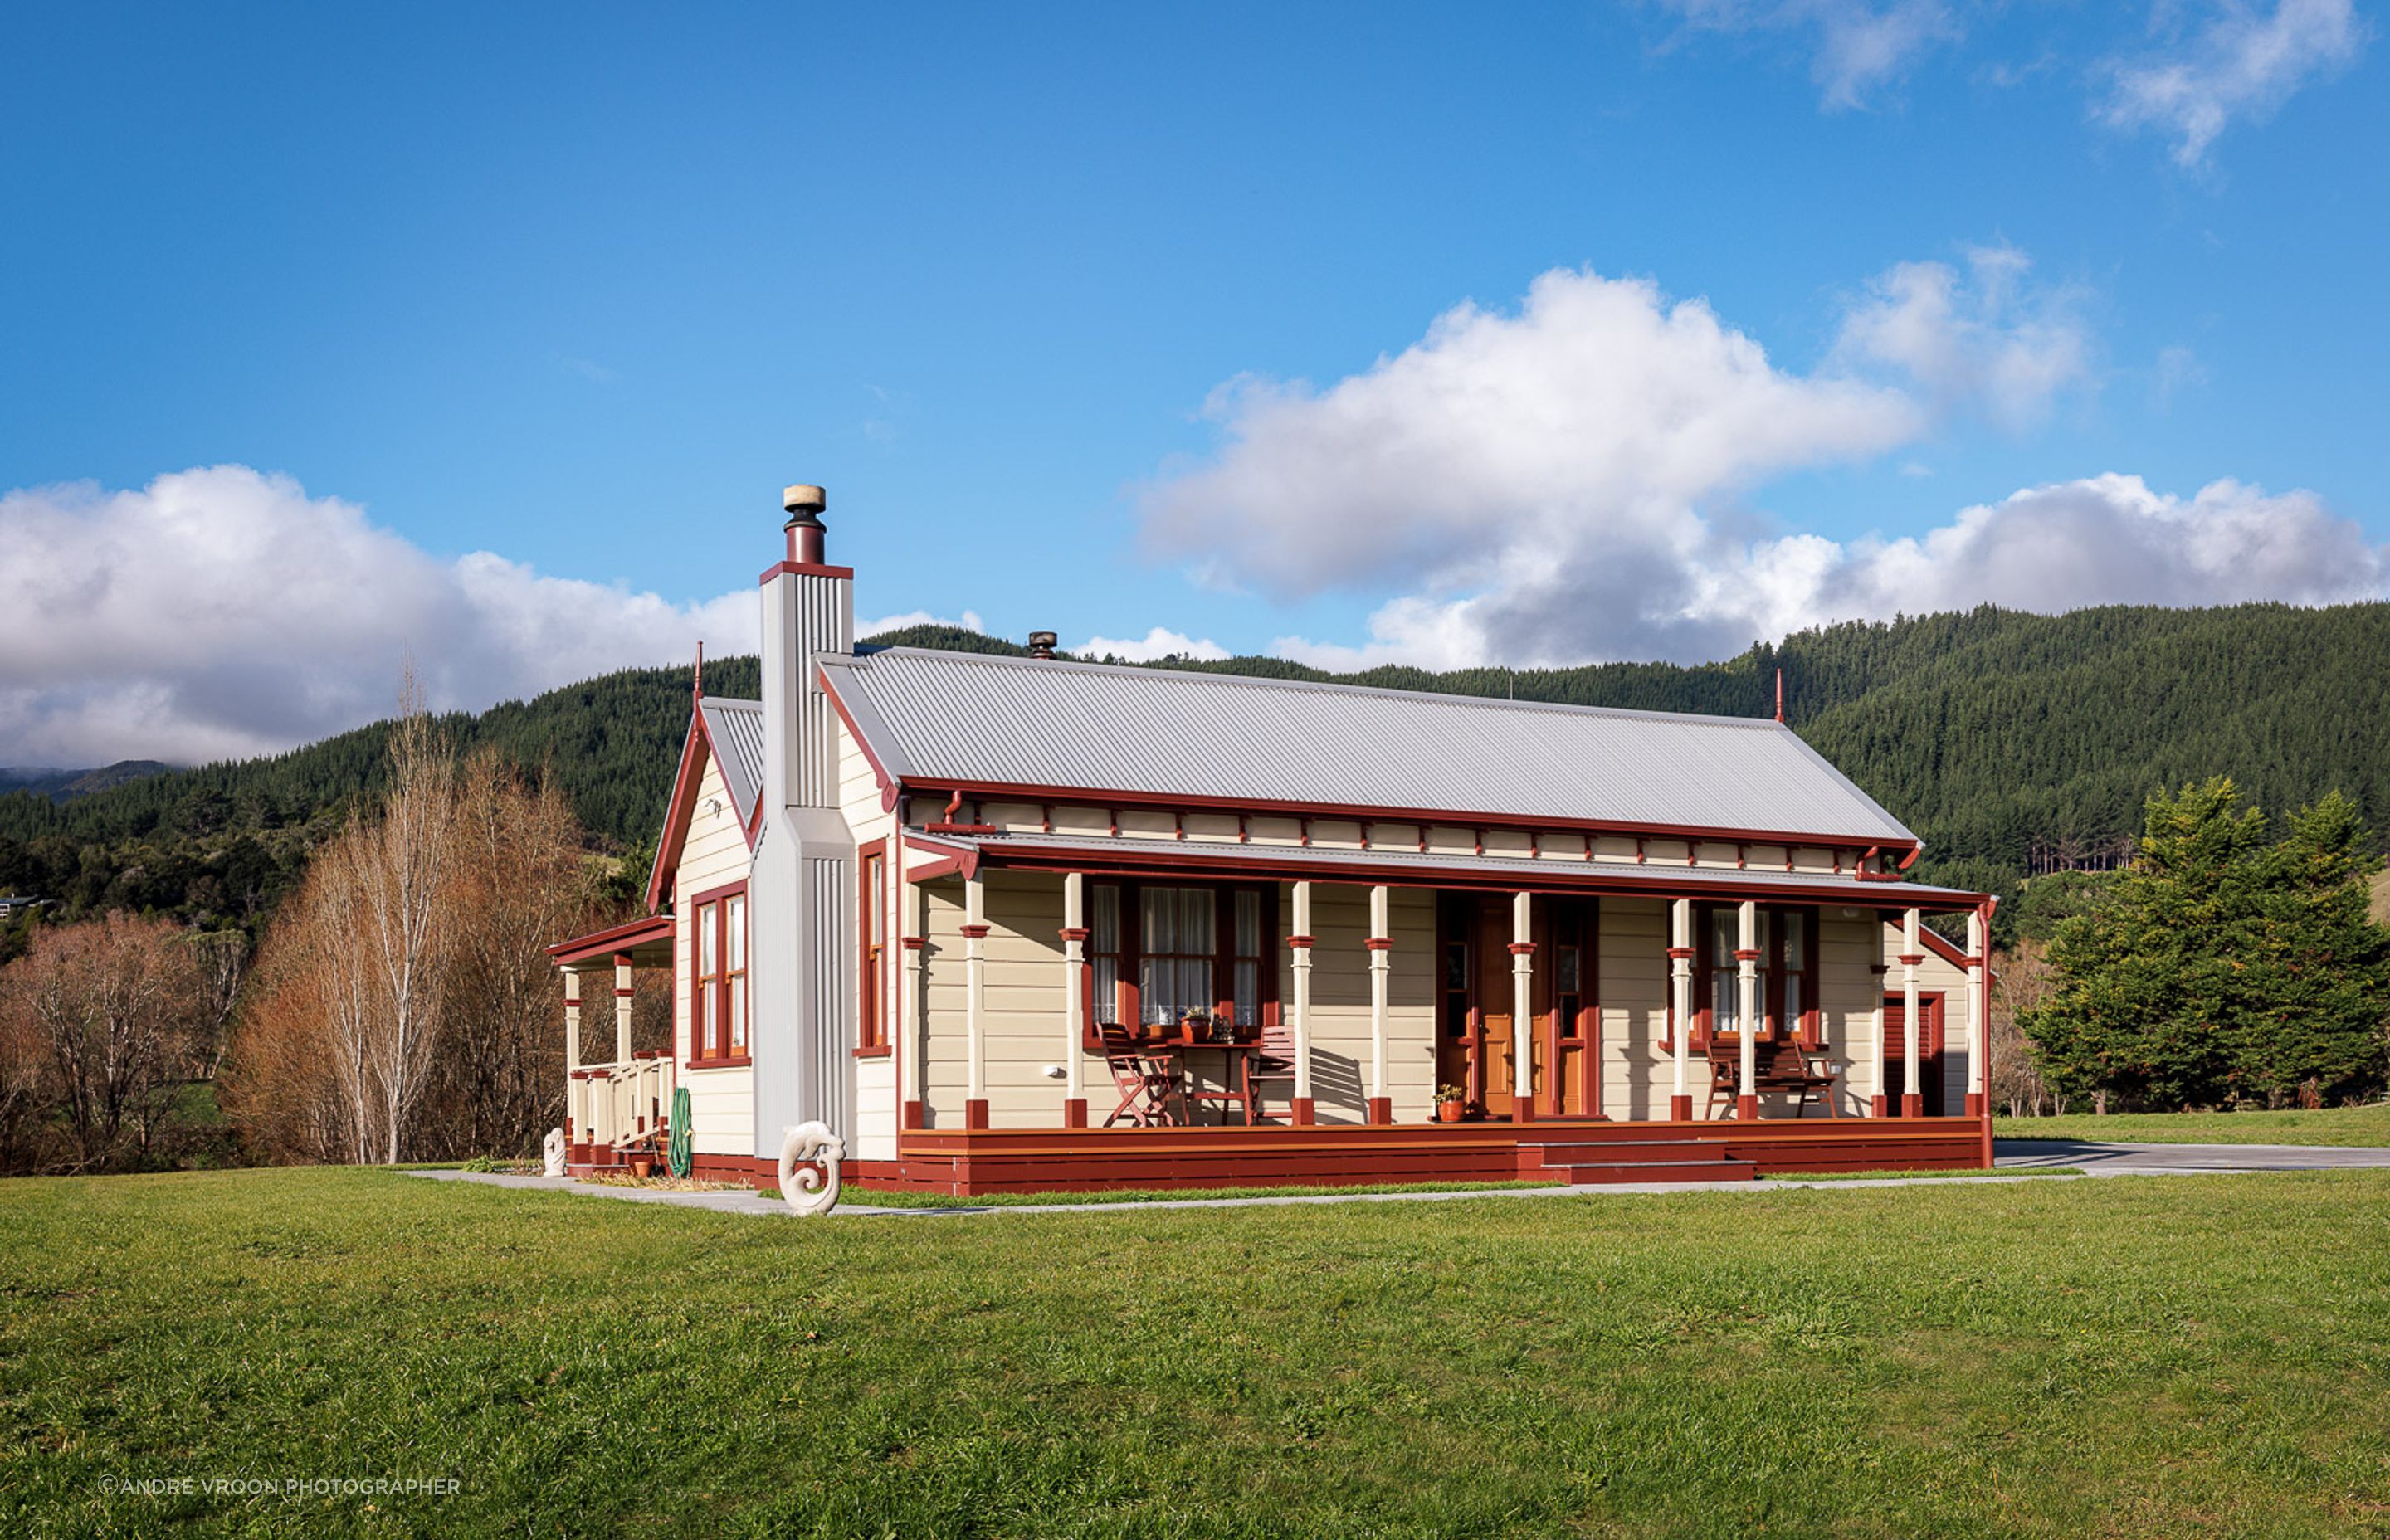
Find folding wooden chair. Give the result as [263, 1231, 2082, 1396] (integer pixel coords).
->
[1099, 1023, 1185, 1127]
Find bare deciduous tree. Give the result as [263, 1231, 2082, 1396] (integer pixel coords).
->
[1988, 940, 2067, 1118]
[0, 914, 233, 1172]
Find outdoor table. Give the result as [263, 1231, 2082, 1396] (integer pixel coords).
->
[1135, 1039, 1264, 1125]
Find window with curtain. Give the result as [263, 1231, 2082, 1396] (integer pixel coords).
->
[858, 851, 886, 1049]
[1085, 880, 1271, 1031]
[1139, 885, 1216, 1026]
[725, 892, 748, 1055]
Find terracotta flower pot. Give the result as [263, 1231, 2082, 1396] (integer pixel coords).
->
[1182, 1023, 1204, 1045]
[631, 1157, 654, 1178]
[1437, 1101, 1464, 1123]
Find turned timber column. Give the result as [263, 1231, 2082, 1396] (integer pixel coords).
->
[963, 875, 990, 1129]
[1965, 903, 1988, 1117]
[1290, 881, 1315, 1125]
[1734, 901, 1759, 1119]
[1510, 890, 1535, 1124]
[1900, 906, 1924, 1118]
[1868, 961, 1890, 1116]
[563, 969, 583, 1153]
[612, 952, 634, 1065]
[1060, 872, 1090, 1128]
[1365, 885, 1393, 1125]
[1668, 899, 1695, 1121]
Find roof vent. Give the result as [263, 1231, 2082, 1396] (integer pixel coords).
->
[783, 483, 828, 564]
[1026, 631, 1058, 660]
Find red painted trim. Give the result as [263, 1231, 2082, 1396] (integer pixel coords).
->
[859, 837, 890, 1052]
[1287, 934, 1315, 948]
[1063, 1098, 1089, 1128]
[960, 924, 992, 939]
[929, 836, 1987, 909]
[1737, 1094, 1758, 1119]
[1896, 953, 1927, 967]
[852, 1045, 893, 1059]
[1291, 1098, 1315, 1126]
[548, 914, 674, 964]
[758, 559, 855, 584]
[1507, 942, 1537, 956]
[644, 714, 710, 913]
[1058, 926, 1091, 943]
[1366, 1095, 1393, 1124]
[817, 666, 898, 806]
[1669, 1094, 1692, 1122]
[964, 1099, 990, 1130]
[905, 778, 1924, 857]
[685, 1055, 753, 1070]
[1363, 937, 1393, 951]
[685, 880, 749, 1065]
[901, 936, 927, 950]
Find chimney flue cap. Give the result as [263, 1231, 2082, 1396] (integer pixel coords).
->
[1027, 631, 1058, 659]
[783, 484, 827, 525]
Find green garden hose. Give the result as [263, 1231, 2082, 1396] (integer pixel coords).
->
[667, 1085, 694, 1178]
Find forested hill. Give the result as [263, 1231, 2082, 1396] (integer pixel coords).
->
[3, 603, 2386, 933]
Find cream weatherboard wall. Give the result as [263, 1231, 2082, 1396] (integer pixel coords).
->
[917, 870, 1084, 1128]
[1275, 883, 1437, 1125]
[674, 752, 754, 1160]
[834, 718, 899, 1161]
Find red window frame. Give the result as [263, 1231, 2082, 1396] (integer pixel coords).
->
[686, 881, 749, 1067]
[857, 841, 890, 1055]
[1081, 880, 1278, 1047]
[1691, 902, 1818, 1050]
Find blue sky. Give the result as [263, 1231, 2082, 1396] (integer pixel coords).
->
[2, 2, 2384, 763]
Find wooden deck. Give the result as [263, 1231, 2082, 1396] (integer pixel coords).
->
[855, 1116, 1992, 1196]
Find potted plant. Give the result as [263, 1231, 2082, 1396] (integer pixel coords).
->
[1435, 1084, 1466, 1123]
[1179, 1008, 1212, 1045]
[631, 1154, 655, 1178]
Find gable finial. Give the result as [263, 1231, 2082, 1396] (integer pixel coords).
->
[694, 640, 704, 701]
[1773, 666, 1783, 724]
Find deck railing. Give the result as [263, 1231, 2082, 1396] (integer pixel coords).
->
[568, 1054, 674, 1156]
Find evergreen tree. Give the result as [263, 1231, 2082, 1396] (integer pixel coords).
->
[2236, 792, 2390, 1104]
[2024, 780, 2390, 1110]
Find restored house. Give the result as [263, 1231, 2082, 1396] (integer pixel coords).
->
[549, 485, 1995, 1196]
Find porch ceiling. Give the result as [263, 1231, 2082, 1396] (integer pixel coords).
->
[547, 914, 675, 969]
[905, 829, 1987, 909]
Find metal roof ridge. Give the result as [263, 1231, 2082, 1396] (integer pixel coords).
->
[848, 646, 1790, 731]
[698, 694, 763, 711]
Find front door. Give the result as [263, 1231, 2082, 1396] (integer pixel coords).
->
[1880, 993, 1946, 1116]
[1436, 894, 1558, 1119]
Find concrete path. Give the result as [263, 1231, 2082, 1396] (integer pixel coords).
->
[404, 1141, 2388, 1220]
[1994, 1138, 2390, 1173]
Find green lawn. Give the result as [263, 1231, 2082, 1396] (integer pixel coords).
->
[1995, 1101, 2390, 1147]
[6, 1169, 2390, 1538]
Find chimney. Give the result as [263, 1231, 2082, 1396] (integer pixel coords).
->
[783, 483, 827, 564]
[1026, 631, 1057, 660]
[759, 481, 853, 815]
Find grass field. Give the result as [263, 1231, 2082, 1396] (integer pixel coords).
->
[1994, 1102, 2390, 1147]
[6, 1169, 2390, 1538]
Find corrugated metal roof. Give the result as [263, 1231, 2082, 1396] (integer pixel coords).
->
[908, 830, 1979, 906]
[698, 696, 765, 826]
[819, 648, 1919, 846]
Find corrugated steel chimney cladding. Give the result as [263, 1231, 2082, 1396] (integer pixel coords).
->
[760, 481, 853, 812]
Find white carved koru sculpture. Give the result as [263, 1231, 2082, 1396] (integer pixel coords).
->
[778, 1121, 846, 1216]
[542, 1127, 567, 1177]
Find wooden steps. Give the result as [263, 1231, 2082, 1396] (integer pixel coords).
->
[1517, 1137, 1758, 1185]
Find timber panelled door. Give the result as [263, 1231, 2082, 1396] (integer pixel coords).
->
[1880, 992, 1947, 1117]
[1436, 894, 1599, 1119]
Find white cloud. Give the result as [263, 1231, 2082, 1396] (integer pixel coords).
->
[1652, 1, 1965, 109]
[2100, 0, 2365, 167]
[1832, 244, 2092, 430]
[1076, 627, 1231, 663]
[0, 466, 760, 766]
[860, 607, 985, 639]
[1139, 262, 2383, 672]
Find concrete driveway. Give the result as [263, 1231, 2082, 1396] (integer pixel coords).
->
[1997, 1138, 2390, 1173]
